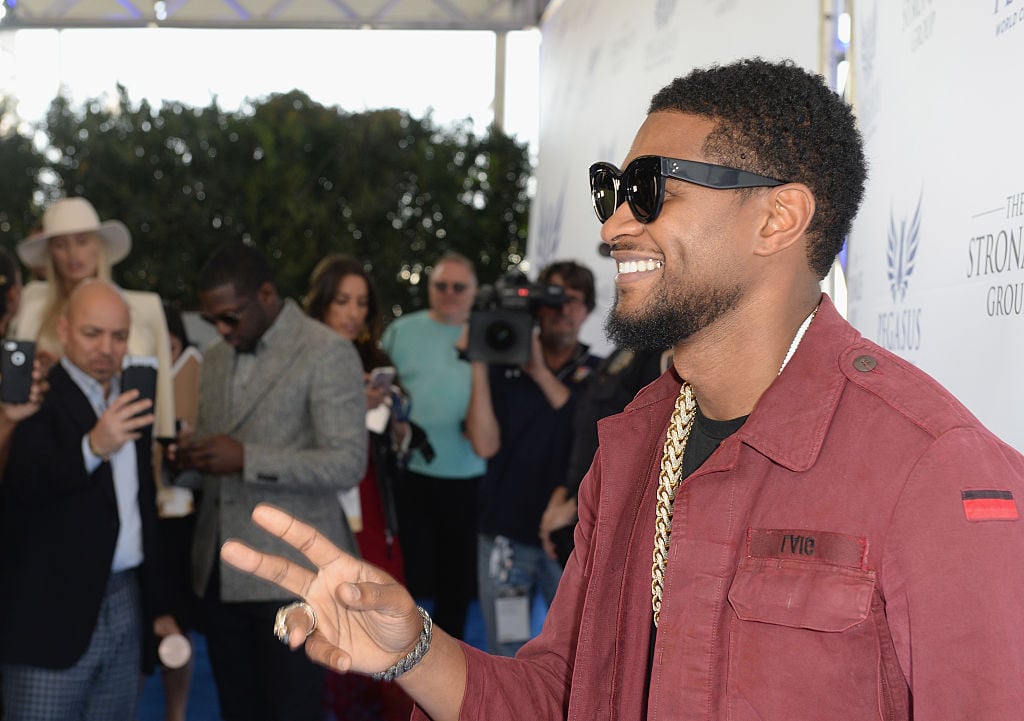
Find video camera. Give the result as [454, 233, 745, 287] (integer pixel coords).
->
[466, 268, 566, 365]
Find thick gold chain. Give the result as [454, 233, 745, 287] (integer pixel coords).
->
[650, 305, 818, 628]
[651, 381, 696, 627]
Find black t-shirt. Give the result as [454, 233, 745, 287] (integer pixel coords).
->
[477, 344, 602, 546]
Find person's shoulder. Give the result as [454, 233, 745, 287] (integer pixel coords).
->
[120, 289, 164, 317]
[385, 309, 429, 332]
[296, 309, 344, 344]
[172, 345, 203, 376]
[565, 346, 604, 383]
[7, 281, 47, 338]
[121, 288, 159, 302]
[293, 308, 359, 359]
[20, 280, 48, 301]
[201, 336, 231, 366]
[836, 336, 985, 439]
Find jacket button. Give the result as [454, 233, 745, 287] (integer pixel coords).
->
[853, 355, 877, 372]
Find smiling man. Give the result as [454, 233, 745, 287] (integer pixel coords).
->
[180, 242, 366, 721]
[220, 59, 1024, 721]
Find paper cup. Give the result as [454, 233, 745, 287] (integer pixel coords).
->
[158, 633, 192, 669]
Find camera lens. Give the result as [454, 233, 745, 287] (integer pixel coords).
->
[484, 320, 518, 351]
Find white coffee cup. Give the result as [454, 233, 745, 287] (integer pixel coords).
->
[158, 633, 192, 669]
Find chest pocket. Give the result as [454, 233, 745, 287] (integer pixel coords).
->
[728, 528, 875, 631]
[728, 557, 875, 631]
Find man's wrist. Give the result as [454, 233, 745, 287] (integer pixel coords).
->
[87, 431, 109, 461]
[371, 606, 433, 682]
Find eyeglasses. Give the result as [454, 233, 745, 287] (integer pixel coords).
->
[431, 281, 469, 294]
[589, 155, 786, 224]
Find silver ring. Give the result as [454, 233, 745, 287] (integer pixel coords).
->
[273, 601, 317, 645]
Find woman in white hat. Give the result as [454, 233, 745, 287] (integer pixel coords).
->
[8, 196, 176, 441]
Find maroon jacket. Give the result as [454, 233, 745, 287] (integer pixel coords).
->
[416, 294, 1024, 720]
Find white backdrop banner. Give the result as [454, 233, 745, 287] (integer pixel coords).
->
[528, 0, 819, 355]
[846, 0, 1024, 451]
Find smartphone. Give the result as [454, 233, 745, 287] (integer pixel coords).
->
[121, 356, 158, 422]
[368, 365, 396, 390]
[0, 339, 36, 404]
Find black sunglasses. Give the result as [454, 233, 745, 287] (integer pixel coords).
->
[431, 281, 469, 294]
[200, 310, 243, 328]
[589, 155, 786, 224]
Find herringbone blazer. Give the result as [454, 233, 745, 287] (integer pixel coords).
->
[190, 300, 367, 602]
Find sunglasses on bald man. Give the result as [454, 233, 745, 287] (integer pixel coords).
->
[589, 155, 786, 224]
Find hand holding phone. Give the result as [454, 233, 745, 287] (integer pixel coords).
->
[0, 340, 36, 404]
[368, 366, 396, 390]
[121, 356, 158, 424]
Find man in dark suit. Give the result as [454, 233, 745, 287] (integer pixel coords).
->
[0, 279, 178, 721]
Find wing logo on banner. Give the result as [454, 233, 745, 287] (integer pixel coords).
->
[535, 186, 565, 269]
[859, 2, 877, 80]
[654, 0, 678, 26]
[887, 193, 922, 303]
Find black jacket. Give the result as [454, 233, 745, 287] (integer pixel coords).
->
[0, 363, 165, 669]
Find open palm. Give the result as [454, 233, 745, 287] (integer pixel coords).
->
[221, 503, 423, 675]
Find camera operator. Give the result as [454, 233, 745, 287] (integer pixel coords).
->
[463, 260, 602, 656]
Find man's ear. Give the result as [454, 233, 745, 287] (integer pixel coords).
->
[753, 184, 816, 257]
[256, 280, 278, 305]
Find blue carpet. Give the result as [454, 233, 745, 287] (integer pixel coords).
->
[139, 599, 522, 720]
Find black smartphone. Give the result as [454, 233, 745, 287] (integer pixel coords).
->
[121, 360, 157, 422]
[0, 339, 36, 404]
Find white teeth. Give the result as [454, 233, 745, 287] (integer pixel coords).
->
[617, 259, 663, 275]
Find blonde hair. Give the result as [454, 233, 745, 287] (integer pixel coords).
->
[36, 235, 112, 357]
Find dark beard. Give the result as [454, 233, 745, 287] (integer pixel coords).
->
[604, 283, 741, 351]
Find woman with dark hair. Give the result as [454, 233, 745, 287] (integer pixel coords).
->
[305, 255, 391, 375]
[304, 254, 413, 721]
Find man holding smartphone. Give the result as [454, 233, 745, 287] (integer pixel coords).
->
[174, 242, 366, 721]
[0, 279, 179, 720]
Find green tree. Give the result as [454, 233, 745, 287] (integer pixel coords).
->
[0, 98, 45, 259]
[36, 87, 532, 316]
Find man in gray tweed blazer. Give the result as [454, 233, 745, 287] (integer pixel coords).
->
[179, 242, 365, 721]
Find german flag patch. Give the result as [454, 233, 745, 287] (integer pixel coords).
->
[961, 490, 1019, 522]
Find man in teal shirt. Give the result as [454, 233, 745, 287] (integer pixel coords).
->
[382, 251, 485, 640]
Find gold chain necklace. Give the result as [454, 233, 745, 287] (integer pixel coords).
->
[650, 305, 818, 627]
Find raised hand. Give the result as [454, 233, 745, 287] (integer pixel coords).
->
[220, 503, 424, 675]
[0, 358, 50, 423]
[88, 389, 154, 458]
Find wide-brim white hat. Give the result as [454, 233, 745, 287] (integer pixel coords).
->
[16, 197, 132, 269]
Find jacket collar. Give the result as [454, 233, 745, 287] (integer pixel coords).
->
[222, 299, 308, 431]
[626, 294, 860, 473]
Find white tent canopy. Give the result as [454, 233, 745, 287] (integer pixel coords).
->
[0, 0, 550, 31]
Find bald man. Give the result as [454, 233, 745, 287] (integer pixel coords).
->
[0, 279, 178, 721]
